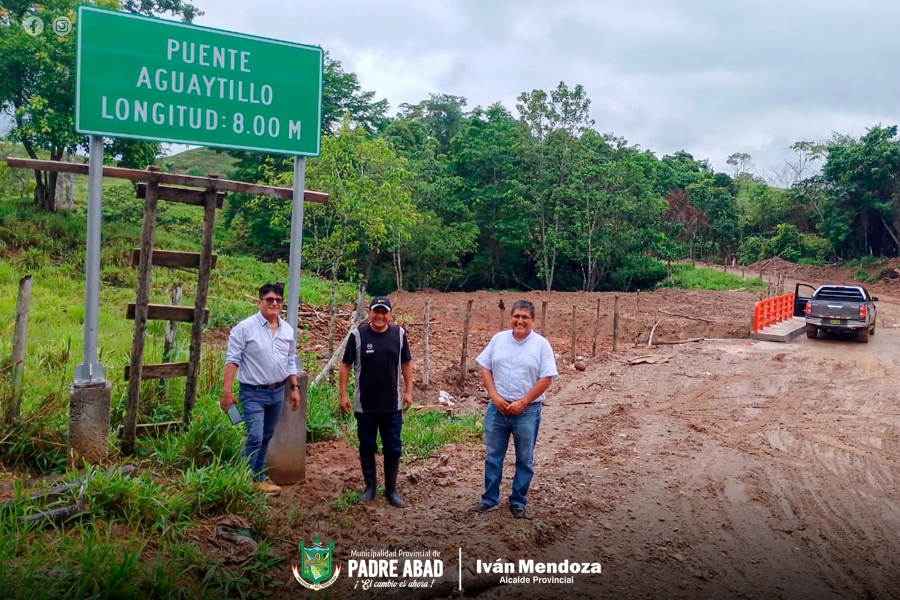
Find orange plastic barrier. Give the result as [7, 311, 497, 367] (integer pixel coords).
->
[753, 293, 795, 333]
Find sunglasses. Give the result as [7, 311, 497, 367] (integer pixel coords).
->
[261, 297, 284, 305]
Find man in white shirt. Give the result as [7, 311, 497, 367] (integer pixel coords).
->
[474, 299, 558, 518]
[221, 283, 300, 494]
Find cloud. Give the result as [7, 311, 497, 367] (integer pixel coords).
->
[194, 0, 900, 173]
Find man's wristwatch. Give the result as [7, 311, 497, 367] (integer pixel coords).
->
[290, 383, 300, 390]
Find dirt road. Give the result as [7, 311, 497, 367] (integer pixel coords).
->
[274, 287, 900, 599]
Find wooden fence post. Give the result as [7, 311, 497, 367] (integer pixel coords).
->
[591, 298, 601, 358]
[498, 298, 505, 331]
[540, 300, 548, 336]
[459, 299, 473, 386]
[613, 295, 620, 352]
[570, 305, 577, 363]
[423, 299, 430, 388]
[182, 183, 218, 425]
[5, 275, 33, 425]
[356, 282, 367, 323]
[123, 171, 160, 455]
[159, 282, 183, 398]
[162, 283, 182, 364]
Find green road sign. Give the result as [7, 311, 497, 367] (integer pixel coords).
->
[75, 6, 323, 156]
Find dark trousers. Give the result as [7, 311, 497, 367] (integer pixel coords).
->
[356, 410, 402, 458]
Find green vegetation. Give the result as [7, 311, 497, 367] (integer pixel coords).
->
[9, 1, 900, 596]
[159, 148, 239, 177]
[402, 410, 482, 457]
[8, 2, 900, 294]
[657, 265, 767, 292]
[225, 96, 900, 294]
[0, 185, 479, 598]
[329, 488, 361, 512]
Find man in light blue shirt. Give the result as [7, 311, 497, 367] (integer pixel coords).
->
[475, 299, 557, 518]
[221, 283, 300, 494]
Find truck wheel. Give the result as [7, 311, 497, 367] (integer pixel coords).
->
[858, 328, 870, 343]
[870, 323, 876, 336]
[806, 325, 818, 339]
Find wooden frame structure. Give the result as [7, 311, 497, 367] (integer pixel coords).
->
[6, 157, 328, 455]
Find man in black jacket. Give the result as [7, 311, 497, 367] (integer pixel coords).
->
[339, 296, 413, 507]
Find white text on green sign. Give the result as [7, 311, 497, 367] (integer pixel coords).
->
[76, 6, 323, 156]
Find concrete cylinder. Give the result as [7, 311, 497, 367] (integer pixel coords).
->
[68, 381, 111, 465]
[266, 371, 307, 485]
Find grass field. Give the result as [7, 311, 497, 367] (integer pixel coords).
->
[657, 264, 767, 292]
[158, 147, 239, 177]
[0, 190, 484, 598]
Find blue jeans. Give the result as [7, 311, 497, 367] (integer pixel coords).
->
[239, 385, 284, 482]
[356, 411, 403, 458]
[482, 401, 542, 508]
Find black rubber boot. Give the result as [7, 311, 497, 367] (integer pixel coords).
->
[360, 454, 377, 502]
[383, 455, 405, 508]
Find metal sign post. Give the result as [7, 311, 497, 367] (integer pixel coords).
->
[267, 155, 308, 484]
[73, 135, 106, 384]
[70, 5, 325, 470]
[68, 134, 111, 465]
[286, 156, 306, 335]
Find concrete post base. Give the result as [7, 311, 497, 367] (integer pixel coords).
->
[68, 380, 111, 465]
[266, 371, 307, 485]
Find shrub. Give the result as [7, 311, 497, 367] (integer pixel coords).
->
[610, 255, 667, 291]
[800, 233, 829, 263]
[738, 236, 765, 264]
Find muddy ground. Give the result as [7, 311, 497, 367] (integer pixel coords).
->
[266, 268, 900, 599]
[5, 265, 900, 599]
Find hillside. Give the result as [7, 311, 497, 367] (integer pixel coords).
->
[158, 147, 239, 177]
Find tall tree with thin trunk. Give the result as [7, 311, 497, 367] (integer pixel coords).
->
[0, 1, 199, 210]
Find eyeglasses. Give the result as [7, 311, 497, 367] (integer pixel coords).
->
[511, 314, 533, 321]
[262, 297, 283, 305]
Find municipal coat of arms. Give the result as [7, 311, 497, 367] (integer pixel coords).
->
[292, 538, 341, 591]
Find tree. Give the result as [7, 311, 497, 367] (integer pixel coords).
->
[516, 81, 594, 290]
[0, 0, 200, 211]
[818, 125, 900, 256]
[395, 93, 468, 154]
[321, 52, 389, 135]
[302, 119, 415, 281]
[664, 189, 706, 260]
[225, 52, 389, 186]
[566, 134, 663, 290]
[685, 175, 740, 260]
[402, 211, 478, 290]
[726, 152, 753, 179]
[450, 103, 531, 289]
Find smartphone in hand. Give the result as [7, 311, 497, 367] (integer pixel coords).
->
[227, 404, 243, 425]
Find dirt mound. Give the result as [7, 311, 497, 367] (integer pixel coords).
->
[376, 288, 758, 398]
[746, 256, 900, 295]
[747, 256, 857, 285]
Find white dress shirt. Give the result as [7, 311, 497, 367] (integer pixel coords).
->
[225, 312, 298, 386]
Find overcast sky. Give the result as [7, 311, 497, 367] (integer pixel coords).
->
[190, 0, 900, 177]
[7, 0, 897, 177]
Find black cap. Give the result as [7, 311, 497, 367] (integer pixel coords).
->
[369, 296, 392, 312]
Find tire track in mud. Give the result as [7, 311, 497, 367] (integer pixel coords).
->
[283, 326, 900, 600]
[636, 335, 900, 598]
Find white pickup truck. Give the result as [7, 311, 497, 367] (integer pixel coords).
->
[803, 284, 878, 343]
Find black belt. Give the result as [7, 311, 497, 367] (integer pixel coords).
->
[240, 379, 287, 391]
